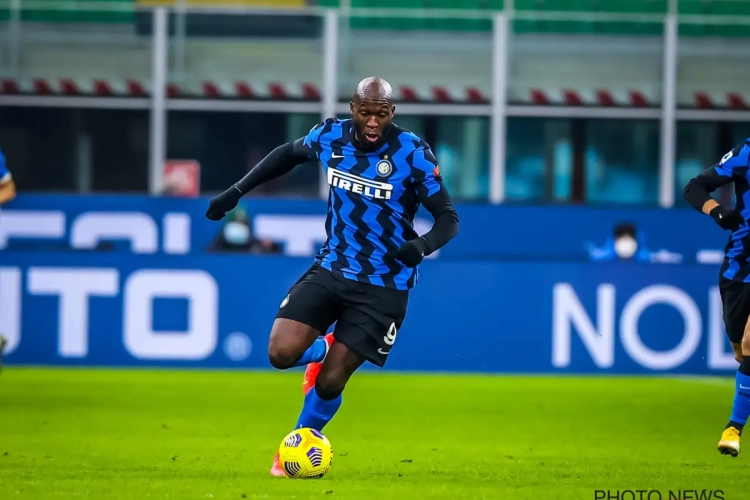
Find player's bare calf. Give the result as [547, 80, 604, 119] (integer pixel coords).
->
[314, 340, 366, 400]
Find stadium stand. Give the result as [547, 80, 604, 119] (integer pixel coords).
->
[18, 0, 134, 23]
[315, 0, 750, 37]
[9, 0, 750, 37]
[4, 0, 750, 108]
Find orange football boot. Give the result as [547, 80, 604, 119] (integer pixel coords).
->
[303, 332, 334, 395]
[270, 451, 286, 477]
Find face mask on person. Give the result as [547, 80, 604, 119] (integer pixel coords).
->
[223, 221, 251, 245]
[614, 235, 638, 259]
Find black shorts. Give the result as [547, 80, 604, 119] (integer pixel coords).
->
[275, 264, 409, 367]
[719, 276, 750, 343]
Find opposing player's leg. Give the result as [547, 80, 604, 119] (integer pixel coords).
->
[295, 340, 366, 431]
[0, 334, 7, 374]
[718, 277, 750, 456]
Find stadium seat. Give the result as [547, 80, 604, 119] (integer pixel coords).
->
[311, 0, 750, 38]
[22, 0, 134, 23]
[18, 0, 750, 39]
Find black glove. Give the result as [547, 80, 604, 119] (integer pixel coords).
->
[710, 205, 744, 231]
[394, 237, 428, 267]
[206, 186, 242, 221]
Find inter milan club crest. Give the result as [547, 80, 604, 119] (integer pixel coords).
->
[377, 155, 392, 177]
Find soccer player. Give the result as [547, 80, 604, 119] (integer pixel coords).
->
[0, 148, 15, 206]
[206, 76, 459, 475]
[684, 141, 750, 457]
[0, 147, 15, 371]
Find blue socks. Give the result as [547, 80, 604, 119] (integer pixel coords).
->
[290, 337, 328, 368]
[296, 386, 342, 431]
[729, 369, 750, 428]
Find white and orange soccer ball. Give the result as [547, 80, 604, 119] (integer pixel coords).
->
[277, 428, 333, 479]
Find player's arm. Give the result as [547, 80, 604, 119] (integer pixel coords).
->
[0, 151, 15, 205]
[0, 176, 15, 204]
[683, 143, 748, 231]
[231, 138, 311, 195]
[394, 146, 459, 267]
[206, 121, 327, 221]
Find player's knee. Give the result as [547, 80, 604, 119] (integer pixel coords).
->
[315, 370, 346, 400]
[267, 343, 298, 370]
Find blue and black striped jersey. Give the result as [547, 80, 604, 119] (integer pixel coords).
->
[300, 118, 444, 290]
[0, 148, 10, 184]
[684, 139, 750, 282]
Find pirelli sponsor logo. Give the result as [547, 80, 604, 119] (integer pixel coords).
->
[327, 168, 393, 200]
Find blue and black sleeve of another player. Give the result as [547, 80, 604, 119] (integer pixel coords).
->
[0, 148, 11, 183]
[410, 146, 459, 255]
[232, 120, 334, 195]
[683, 141, 750, 212]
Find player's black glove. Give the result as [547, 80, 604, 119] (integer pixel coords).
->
[394, 237, 428, 268]
[710, 205, 745, 232]
[206, 186, 242, 221]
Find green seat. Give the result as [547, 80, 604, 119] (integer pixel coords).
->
[24, 0, 749, 38]
[22, 0, 134, 23]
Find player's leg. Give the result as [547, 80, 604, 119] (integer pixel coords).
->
[293, 282, 409, 433]
[267, 319, 328, 370]
[718, 278, 750, 456]
[302, 331, 335, 395]
[295, 340, 366, 432]
[269, 266, 342, 476]
[268, 265, 341, 371]
[0, 334, 7, 374]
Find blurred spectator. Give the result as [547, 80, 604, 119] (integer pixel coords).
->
[586, 222, 682, 263]
[207, 205, 282, 254]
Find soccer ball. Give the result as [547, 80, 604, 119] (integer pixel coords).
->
[277, 428, 333, 479]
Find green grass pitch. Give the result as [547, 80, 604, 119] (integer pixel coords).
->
[1, 367, 749, 499]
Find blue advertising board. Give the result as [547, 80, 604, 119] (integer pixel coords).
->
[0, 194, 732, 262]
[0, 251, 738, 375]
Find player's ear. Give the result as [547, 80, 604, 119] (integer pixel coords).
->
[391, 104, 396, 117]
[349, 101, 355, 115]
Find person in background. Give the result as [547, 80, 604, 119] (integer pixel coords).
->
[207, 205, 282, 254]
[586, 222, 653, 262]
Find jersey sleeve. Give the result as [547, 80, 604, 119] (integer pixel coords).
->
[408, 143, 458, 255]
[410, 144, 442, 197]
[299, 118, 338, 159]
[683, 141, 750, 211]
[714, 142, 749, 179]
[0, 149, 11, 183]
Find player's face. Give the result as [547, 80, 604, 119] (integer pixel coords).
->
[350, 100, 394, 148]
